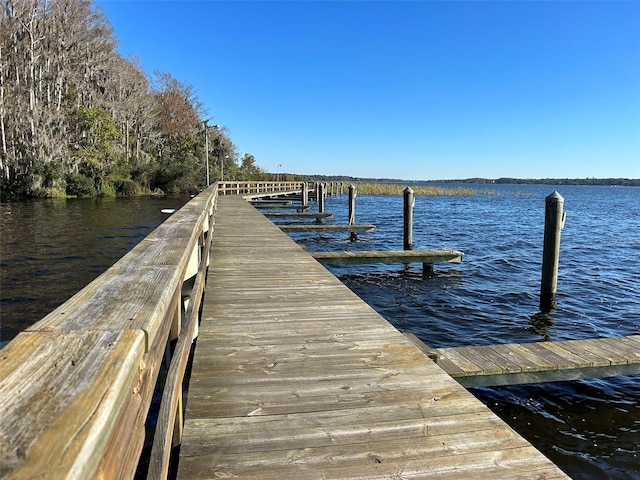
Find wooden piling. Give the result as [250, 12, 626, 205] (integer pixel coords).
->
[301, 182, 308, 206]
[348, 184, 356, 225]
[317, 183, 325, 221]
[540, 191, 565, 311]
[348, 184, 357, 241]
[404, 187, 415, 250]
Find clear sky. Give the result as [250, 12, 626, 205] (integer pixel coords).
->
[95, 0, 639, 180]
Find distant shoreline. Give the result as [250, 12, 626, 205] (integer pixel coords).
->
[298, 175, 640, 187]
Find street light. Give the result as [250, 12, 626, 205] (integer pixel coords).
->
[203, 120, 210, 186]
[276, 164, 282, 181]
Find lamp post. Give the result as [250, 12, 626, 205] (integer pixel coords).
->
[208, 124, 224, 182]
[203, 120, 210, 186]
[277, 164, 282, 181]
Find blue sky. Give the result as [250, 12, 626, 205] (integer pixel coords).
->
[96, 1, 639, 180]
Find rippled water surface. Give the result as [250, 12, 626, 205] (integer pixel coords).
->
[0, 195, 190, 343]
[1, 185, 638, 478]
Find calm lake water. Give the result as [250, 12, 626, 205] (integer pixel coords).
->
[1, 184, 639, 478]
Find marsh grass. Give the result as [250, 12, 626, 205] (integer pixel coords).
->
[351, 183, 496, 196]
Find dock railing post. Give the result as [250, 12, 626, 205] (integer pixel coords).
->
[403, 187, 414, 251]
[540, 191, 565, 311]
[348, 184, 357, 241]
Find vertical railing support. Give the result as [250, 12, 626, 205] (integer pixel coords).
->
[540, 191, 565, 311]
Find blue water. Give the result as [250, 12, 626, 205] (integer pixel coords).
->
[1, 185, 638, 478]
[287, 184, 640, 479]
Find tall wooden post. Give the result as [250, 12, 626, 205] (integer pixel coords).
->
[318, 183, 325, 213]
[348, 184, 356, 225]
[301, 182, 308, 207]
[540, 191, 565, 311]
[403, 187, 414, 251]
[348, 184, 357, 242]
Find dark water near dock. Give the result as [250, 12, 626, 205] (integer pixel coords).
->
[1, 185, 638, 478]
[0, 195, 190, 344]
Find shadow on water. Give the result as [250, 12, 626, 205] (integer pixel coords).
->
[529, 310, 556, 341]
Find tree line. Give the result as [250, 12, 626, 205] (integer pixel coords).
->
[1, 0, 269, 199]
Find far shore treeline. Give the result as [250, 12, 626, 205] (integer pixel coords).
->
[1, 1, 637, 201]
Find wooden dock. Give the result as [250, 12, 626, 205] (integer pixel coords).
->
[177, 196, 569, 479]
[312, 249, 464, 276]
[279, 223, 376, 233]
[429, 335, 640, 388]
[262, 211, 335, 219]
[311, 249, 464, 265]
[253, 204, 310, 210]
[251, 200, 294, 206]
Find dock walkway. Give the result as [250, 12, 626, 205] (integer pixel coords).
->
[177, 196, 568, 479]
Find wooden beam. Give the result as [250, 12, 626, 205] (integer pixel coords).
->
[263, 212, 334, 219]
[311, 249, 464, 265]
[279, 224, 376, 232]
[252, 204, 310, 210]
[250, 200, 293, 205]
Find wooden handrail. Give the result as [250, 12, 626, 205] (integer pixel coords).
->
[218, 180, 304, 196]
[146, 203, 214, 479]
[0, 181, 300, 479]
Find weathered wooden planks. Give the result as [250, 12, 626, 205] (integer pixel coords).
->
[252, 204, 310, 210]
[262, 211, 334, 219]
[251, 201, 293, 207]
[433, 335, 640, 387]
[279, 223, 376, 232]
[177, 195, 569, 479]
[311, 249, 464, 265]
[0, 330, 145, 479]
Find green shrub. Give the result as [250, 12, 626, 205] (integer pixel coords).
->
[114, 179, 139, 196]
[97, 179, 116, 197]
[66, 174, 96, 197]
